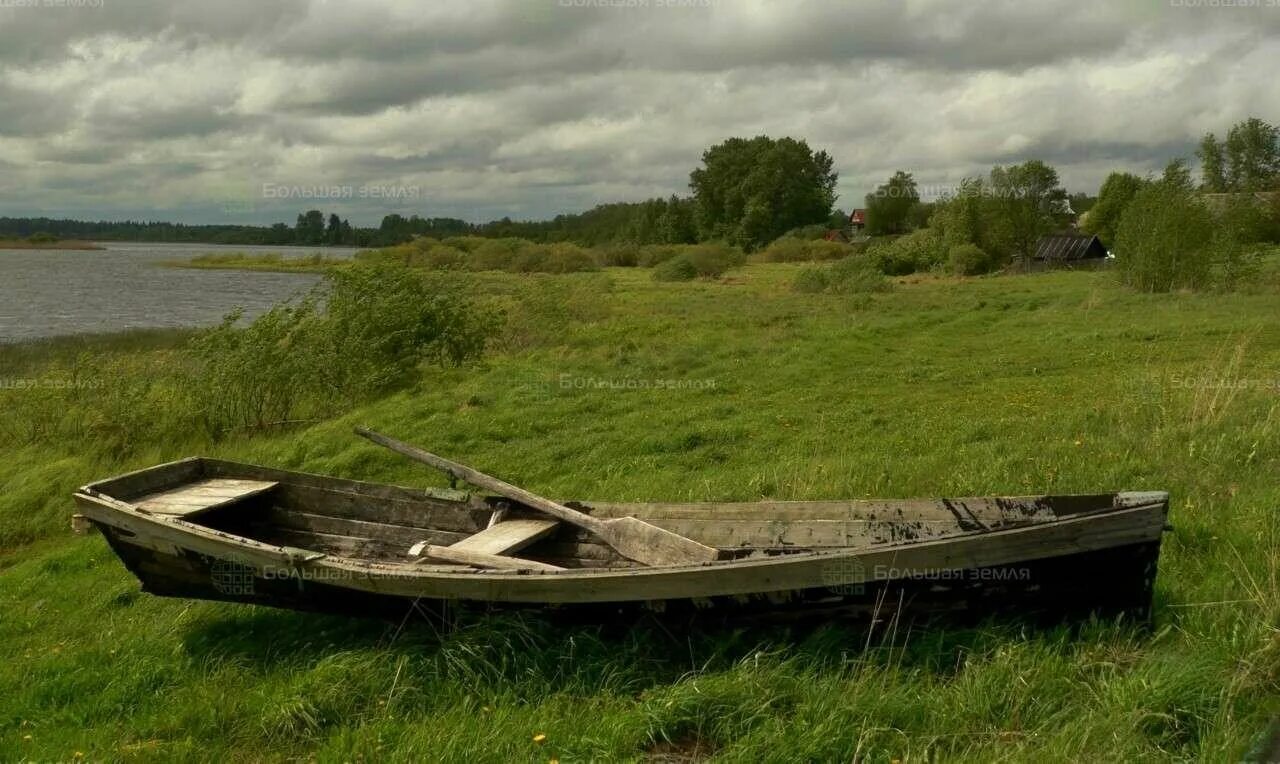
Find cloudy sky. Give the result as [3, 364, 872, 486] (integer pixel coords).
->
[0, 0, 1277, 226]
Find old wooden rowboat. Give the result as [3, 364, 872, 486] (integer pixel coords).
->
[73, 457, 1170, 624]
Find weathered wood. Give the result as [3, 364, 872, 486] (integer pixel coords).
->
[272, 482, 489, 533]
[422, 545, 565, 572]
[355, 427, 722, 566]
[89, 457, 204, 502]
[263, 508, 468, 547]
[133, 478, 277, 517]
[75, 459, 1169, 618]
[449, 518, 560, 555]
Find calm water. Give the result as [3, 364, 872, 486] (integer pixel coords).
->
[0, 242, 360, 343]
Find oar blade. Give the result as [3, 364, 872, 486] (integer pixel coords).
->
[602, 516, 721, 566]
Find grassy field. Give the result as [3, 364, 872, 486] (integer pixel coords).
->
[1, 262, 1278, 761]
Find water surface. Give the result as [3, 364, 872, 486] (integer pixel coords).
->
[0, 242, 359, 343]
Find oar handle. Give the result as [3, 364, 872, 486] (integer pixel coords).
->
[354, 427, 603, 533]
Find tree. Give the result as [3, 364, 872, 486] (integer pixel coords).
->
[656, 195, 697, 244]
[690, 136, 838, 250]
[1162, 158, 1194, 191]
[1113, 176, 1213, 292]
[1197, 133, 1226, 192]
[296, 210, 325, 245]
[1224, 117, 1280, 191]
[1082, 172, 1147, 247]
[864, 171, 919, 236]
[929, 177, 1010, 265]
[988, 160, 1068, 267]
[326, 213, 342, 245]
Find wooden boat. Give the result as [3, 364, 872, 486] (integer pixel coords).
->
[73, 457, 1170, 625]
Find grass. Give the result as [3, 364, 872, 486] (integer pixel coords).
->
[2, 262, 1279, 761]
[164, 252, 351, 272]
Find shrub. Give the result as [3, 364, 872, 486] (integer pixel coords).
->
[948, 243, 995, 276]
[596, 243, 641, 267]
[1113, 183, 1214, 292]
[827, 256, 891, 293]
[758, 238, 852, 262]
[793, 256, 890, 294]
[637, 244, 682, 267]
[864, 228, 944, 275]
[791, 267, 830, 293]
[686, 243, 745, 274]
[652, 254, 699, 281]
[191, 265, 496, 433]
[539, 243, 599, 273]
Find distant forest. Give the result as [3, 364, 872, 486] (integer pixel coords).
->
[0, 198, 700, 249]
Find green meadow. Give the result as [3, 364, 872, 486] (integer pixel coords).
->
[2, 262, 1278, 761]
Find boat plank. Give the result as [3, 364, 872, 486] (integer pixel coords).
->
[135, 479, 278, 517]
[263, 508, 468, 547]
[422, 545, 565, 572]
[272, 483, 490, 533]
[449, 519, 560, 555]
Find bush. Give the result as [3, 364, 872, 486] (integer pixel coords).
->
[637, 244, 682, 267]
[827, 256, 891, 293]
[948, 243, 995, 276]
[1114, 183, 1215, 292]
[652, 254, 700, 281]
[596, 243, 641, 267]
[791, 267, 830, 293]
[793, 256, 890, 294]
[758, 238, 852, 263]
[191, 265, 496, 433]
[866, 228, 944, 275]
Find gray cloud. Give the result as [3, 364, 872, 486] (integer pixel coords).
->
[0, 0, 1277, 225]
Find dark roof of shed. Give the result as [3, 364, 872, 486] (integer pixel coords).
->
[1033, 234, 1107, 261]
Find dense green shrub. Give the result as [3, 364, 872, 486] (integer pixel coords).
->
[864, 228, 944, 275]
[792, 256, 890, 294]
[652, 255, 700, 281]
[596, 243, 640, 267]
[758, 238, 852, 262]
[1113, 182, 1214, 292]
[191, 265, 495, 433]
[791, 267, 830, 293]
[948, 243, 995, 276]
[828, 256, 892, 293]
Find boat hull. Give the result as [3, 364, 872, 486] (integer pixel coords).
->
[76, 458, 1170, 626]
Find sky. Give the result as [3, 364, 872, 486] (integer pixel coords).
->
[0, 0, 1277, 227]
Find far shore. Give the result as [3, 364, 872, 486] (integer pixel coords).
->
[0, 238, 105, 250]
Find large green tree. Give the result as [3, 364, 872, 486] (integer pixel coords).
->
[1198, 117, 1280, 192]
[1225, 117, 1280, 191]
[1197, 133, 1227, 192]
[989, 160, 1068, 267]
[690, 136, 838, 250]
[1083, 172, 1149, 247]
[864, 170, 919, 235]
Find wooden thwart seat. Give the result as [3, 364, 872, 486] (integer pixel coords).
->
[133, 478, 278, 518]
[410, 517, 563, 571]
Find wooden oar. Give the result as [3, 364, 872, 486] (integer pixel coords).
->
[355, 427, 722, 567]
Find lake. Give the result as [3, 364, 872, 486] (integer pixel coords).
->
[0, 242, 360, 343]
